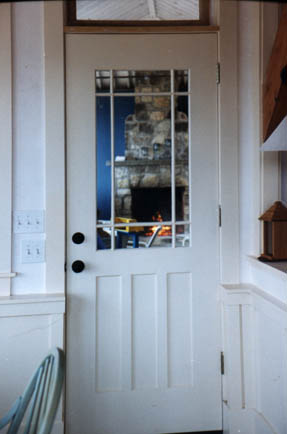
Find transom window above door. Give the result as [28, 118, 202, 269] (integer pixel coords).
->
[96, 70, 191, 250]
[66, 0, 209, 26]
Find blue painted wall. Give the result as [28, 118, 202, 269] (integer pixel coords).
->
[96, 96, 134, 220]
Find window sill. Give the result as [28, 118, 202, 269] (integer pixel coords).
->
[259, 260, 287, 274]
[248, 255, 287, 277]
[247, 255, 287, 304]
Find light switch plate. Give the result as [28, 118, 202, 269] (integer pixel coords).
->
[14, 210, 45, 234]
[21, 240, 45, 263]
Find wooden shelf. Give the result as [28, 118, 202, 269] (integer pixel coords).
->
[65, 25, 219, 34]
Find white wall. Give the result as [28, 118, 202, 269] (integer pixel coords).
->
[0, 4, 65, 433]
[12, 2, 46, 294]
[223, 5, 287, 433]
[238, 2, 281, 284]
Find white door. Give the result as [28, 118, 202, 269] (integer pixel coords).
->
[66, 33, 221, 434]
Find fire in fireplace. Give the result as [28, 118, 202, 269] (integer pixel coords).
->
[131, 187, 185, 224]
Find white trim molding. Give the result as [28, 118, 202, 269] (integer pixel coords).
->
[0, 4, 13, 296]
[44, 1, 65, 294]
[222, 283, 287, 434]
[0, 273, 16, 278]
[219, 1, 240, 284]
[0, 293, 65, 317]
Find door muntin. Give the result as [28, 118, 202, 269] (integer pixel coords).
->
[95, 69, 191, 251]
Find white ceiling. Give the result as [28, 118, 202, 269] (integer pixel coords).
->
[76, 0, 200, 21]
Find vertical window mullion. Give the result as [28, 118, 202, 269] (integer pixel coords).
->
[110, 70, 115, 250]
[171, 70, 176, 248]
[188, 69, 192, 247]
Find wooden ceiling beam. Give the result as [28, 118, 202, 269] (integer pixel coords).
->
[263, 5, 287, 142]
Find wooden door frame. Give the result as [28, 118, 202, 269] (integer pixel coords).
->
[43, 0, 239, 429]
[65, 0, 210, 28]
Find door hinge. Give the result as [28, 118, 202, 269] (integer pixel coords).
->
[216, 63, 220, 85]
[218, 205, 222, 227]
[64, 262, 67, 273]
[221, 351, 225, 375]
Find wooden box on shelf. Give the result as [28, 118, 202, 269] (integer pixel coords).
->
[259, 201, 287, 261]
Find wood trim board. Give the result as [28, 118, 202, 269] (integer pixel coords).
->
[44, 1, 66, 294]
[0, 4, 13, 296]
[65, 25, 219, 34]
[65, 0, 210, 27]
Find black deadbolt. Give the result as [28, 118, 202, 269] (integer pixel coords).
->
[72, 232, 85, 244]
[72, 260, 85, 273]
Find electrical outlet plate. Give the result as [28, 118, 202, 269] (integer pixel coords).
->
[13, 210, 45, 234]
[21, 240, 45, 264]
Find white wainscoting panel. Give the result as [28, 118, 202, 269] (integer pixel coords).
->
[255, 304, 287, 433]
[0, 295, 65, 434]
[222, 284, 287, 434]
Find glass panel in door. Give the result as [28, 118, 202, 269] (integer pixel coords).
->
[96, 69, 191, 249]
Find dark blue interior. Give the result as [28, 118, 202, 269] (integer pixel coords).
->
[96, 96, 135, 220]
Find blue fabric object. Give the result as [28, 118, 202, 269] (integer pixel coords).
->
[116, 230, 139, 248]
[97, 234, 106, 250]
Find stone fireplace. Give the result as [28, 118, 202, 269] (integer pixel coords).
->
[115, 72, 189, 223]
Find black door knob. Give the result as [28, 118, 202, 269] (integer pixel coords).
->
[72, 260, 85, 273]
[72, 232, 85, 244]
